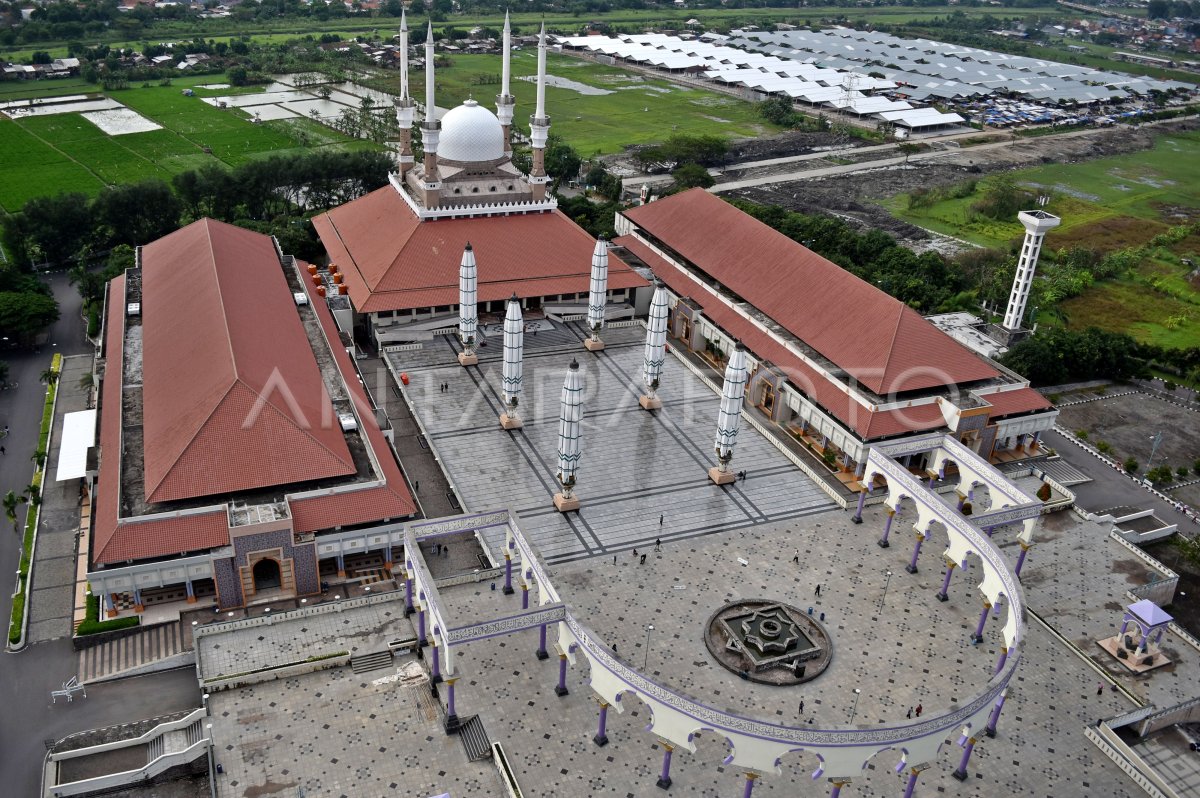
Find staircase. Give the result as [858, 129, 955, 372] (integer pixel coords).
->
[77, 622, 185, 683]
[146, 736, 164, 764]
[350, 650, 394, 674]
[458, 715, 492, 761]
[1039, 458, 1093, 486]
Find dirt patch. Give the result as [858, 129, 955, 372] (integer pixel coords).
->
[1112, 556, 1157, 586]
[1057, 391, 1200, 473]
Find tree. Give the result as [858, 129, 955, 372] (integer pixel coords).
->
[228, 65, 249, 86]
[671, 162, 715, 190]
[0, 292, 59, 343]
[39, 368, 59, 385]
[1124, 457, 1139, 473]
[898, 142, 920, 163]
[23, 484, 40, 509]
[3, 490, 26, 536]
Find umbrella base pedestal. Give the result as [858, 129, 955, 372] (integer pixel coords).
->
[639, 395, 662, 410]
[553, 493, 581, 512]
[458, 352, 479, 366]
[583, 338, 606, 352]
[499, 412, 523, 429]
[708, 467, 737, 485]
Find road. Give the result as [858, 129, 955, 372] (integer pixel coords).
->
[0, 272, 202, 796]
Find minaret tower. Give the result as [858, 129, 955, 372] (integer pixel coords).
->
[394, 10, 416, 177]
[495, 10, 515, 158]
[1001, 209, 1060, 338]
[420, 20, 442, 208]
[528, 22, 551, 202]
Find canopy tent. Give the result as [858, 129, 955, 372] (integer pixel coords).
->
[55, 409, 97, 482]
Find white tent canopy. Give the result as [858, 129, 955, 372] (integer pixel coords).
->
[55, 409, 97, 482]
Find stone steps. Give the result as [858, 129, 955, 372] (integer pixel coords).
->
[458, 714, 492, 761]
[350, 650, 394, 674]
[77, 622, 183, 683]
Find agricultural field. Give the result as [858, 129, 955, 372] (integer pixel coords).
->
[0, 74, 381, 214]
[397, 50, 777, 156]
[885, 131, 1200, 349]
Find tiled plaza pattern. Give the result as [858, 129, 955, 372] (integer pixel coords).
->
[388, 323, 836, 563]
[205, 505, 1147, 798]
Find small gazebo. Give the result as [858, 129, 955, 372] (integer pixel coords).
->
[1098, 598, 1174, 673]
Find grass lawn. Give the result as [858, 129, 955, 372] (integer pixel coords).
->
[0, 76, 383, 213]
[413, 51, 776, 155]
[885, 131, 1200, 349]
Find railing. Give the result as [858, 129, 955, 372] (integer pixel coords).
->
[1085, 723, 1177, 798]
[383, 342, 425, 353]
[194, 588, 401, 640]
[492, 742, 525, 798]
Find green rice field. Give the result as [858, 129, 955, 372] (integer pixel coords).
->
[885, 130, 1200, 349]
[0, 75, 378, 213]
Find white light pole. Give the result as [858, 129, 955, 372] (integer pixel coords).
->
[849, 687, 863, 724]
[644, 624, 655, 670]
[878, 570, 893, 614]
[1147, 431, 1163, 470]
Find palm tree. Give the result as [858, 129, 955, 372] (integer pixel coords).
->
[24, 484, 41, 509]
[3, 490, 27, 536]
[31, 449, 46, 470]
[79, 372, 95, 392]
[40, 368, 59, 386]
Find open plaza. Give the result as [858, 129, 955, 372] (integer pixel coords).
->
[13, 16, 1200, 798]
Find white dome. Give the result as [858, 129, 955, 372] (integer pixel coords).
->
[438, 99, 505, 163]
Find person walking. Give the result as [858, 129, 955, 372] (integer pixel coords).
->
[792, 550, 800, 564]
[915, 704, 922, 717]
[814, 584, 821, 597]
[906, 707, 913, 719]
[1096, 682, 1104, 696]
[413, 480, 419, 492]
[799, 699, 805, 714]
[632, 548, 638, 558]
[613, 555, 617, 565]
[654, 538, 661, 552]
[639, 553, 646, 565]
[659, 514, 664, 526]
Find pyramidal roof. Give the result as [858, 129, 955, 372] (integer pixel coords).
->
[139, 219, 356, 504]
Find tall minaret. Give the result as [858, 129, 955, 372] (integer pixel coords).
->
[495, 10, 515, 158]
[394, 10, 416, 177]
[528, 22, 551, 201]
[1002, 210, 1060, 333]
[421, 20, 441, 208]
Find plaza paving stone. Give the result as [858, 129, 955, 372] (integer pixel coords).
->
[388, 323, 836, 564]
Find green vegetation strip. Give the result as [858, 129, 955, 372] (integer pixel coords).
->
[75, 593, 139, 636]
[8, 353, 61, 645]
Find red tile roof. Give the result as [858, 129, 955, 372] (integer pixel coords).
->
[312, 187, 647, 313]
[93, 275, 233, 565]
[977, 386, 1052, 417]
[289, 258, 416, 530]
[618, 236, 949, 439]
[139, 219, 355, 503]
[622, 189, 999, 395]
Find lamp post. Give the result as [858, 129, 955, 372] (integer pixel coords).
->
[1147, 431, 1163, 471]
[849, 688, 863, 724]
[878, 570, 893, 614]
[644, 624, 655, 671]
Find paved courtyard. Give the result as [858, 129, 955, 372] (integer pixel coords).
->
[388, 322, 837, 563]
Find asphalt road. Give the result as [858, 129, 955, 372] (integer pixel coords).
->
[0, 273, 202, 796]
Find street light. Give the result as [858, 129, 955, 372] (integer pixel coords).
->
[878, 570, 893, 614]
[644, 624, 655, 671]
[849, 688, 863, 724]
[1147, 431, 1163, 470]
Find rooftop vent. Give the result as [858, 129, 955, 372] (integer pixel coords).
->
[294, 292, 309, 306]
[338, 413, 358, 432]
[126, 302, 141, 316]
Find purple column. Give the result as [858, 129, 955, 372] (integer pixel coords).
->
[935, 562, 955, 602]
[404, 570, 414, 615]
[852, 490, 866, 524]
[984, 526, 995, 538]
[972, 602, 991, 643]
[431, 642, 442, 684]
[742, 773, 757, 798]
[656, 744, 674, 789]
[1015, 543, 1030, 577]
[555, 654, 569, 697]
[417, 605, 427, 646]
[594, 702, 610, 746]
[956, 493, 966, 511]
[878, 509, 894, 548]
[985, 693, 1006, 737]
[1119, 620, 1129, 636]
[522, 584, 530, 610]
[952, 737, 976, 781]
[902, 769, 920, 798]
[829, 781, 845, 798]
[994, 646, 1009, 675]
[444, 677, 459, 733]
[905, 533, 925, 574]
[537, 624, 549, 660]
[503, 555, 514, 594]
